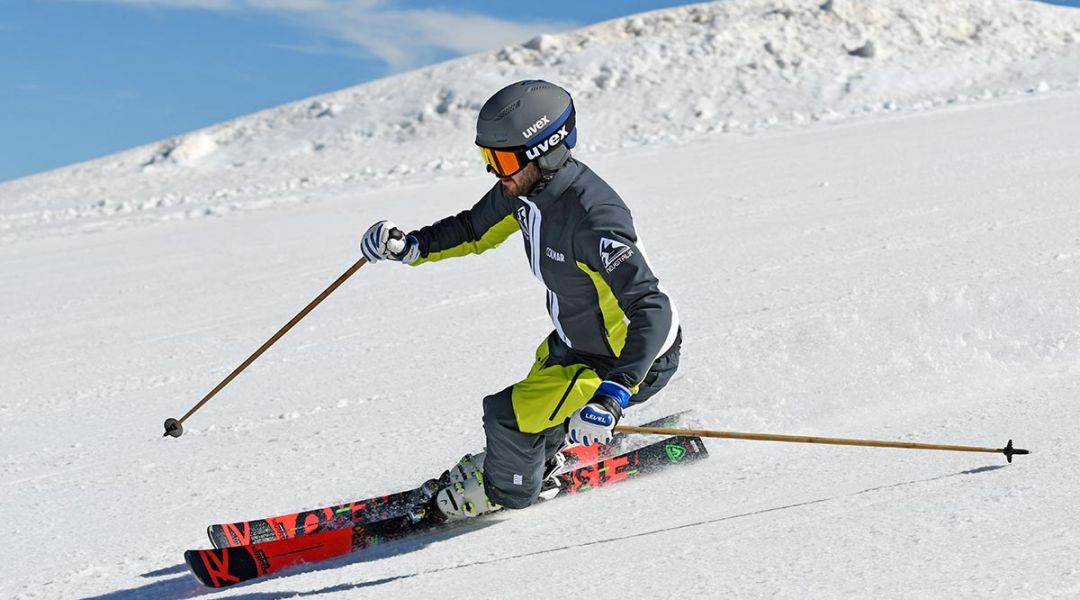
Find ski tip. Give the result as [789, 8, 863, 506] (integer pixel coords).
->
[183, 550, 213, 587]
[1002, 439, 1030, 463]
[207, 525, 225, 549]
[163, 418, 184, 438]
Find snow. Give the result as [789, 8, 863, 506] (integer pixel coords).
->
[2, 0, 1080, 598]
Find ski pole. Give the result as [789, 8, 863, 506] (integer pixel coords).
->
[613, 425, 1030, 463]
[162, 257, 368, 438]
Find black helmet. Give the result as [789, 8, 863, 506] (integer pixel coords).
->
[475, 80, 576, 176]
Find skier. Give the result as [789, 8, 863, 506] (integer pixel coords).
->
[360, 80, 681, 520]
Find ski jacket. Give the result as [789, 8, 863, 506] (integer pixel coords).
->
[408, 159, 679, 391]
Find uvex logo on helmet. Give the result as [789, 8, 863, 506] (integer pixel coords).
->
[521, 115, 551, 139]
[525, 127, 570, 161]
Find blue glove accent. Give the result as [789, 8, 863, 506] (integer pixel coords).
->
[594, 380, 632, 409]
[371, 223, 384, 259]
[363, 238, 378, 261]
[361, 222, 386, 262]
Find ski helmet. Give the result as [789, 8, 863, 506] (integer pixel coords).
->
[476, 80, 577, 176]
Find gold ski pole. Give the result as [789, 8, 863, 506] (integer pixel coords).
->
[162, 257, 368, 438]
[613, 425, 1030, 463]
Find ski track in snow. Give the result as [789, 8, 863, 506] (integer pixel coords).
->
[2, 1, 1080, 598]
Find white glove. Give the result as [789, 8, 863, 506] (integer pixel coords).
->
[360, 220, 419, 263]
[567, 382, 628, 447]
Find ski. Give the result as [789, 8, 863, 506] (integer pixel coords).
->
[205, 487, 416, 549]
[206, 410, 691, 548]
[186, 434, 708, 588]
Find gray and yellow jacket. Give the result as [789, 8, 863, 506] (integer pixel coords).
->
[408, 159, 679, 391]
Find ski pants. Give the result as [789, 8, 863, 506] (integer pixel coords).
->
[481, 329, 681, 509]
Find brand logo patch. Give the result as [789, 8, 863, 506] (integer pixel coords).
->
[522, 115, 551, 139]
[516, 206, 529, 240]
[545, 247, 565, 262]
[665, 443, 686, 463]
[582, 411, 611, 425]
[525, 126, 569, 160]
[600, 237, 633, 273]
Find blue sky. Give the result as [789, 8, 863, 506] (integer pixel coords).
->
[0, 0, 690, 182]
[2, 0, 1078, 183]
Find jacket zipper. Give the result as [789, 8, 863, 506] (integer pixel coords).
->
[549, 367, 587, 421]
[595, 312, 616, 356]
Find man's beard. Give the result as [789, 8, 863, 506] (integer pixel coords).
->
[501, 162, 542, 197]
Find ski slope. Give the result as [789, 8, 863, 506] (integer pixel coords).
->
[3, 1, 1080, 599]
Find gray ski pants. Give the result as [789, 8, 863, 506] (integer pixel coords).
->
[481, 330, 681, 509]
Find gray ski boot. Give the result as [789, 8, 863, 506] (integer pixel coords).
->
[435, 452, 501, 521]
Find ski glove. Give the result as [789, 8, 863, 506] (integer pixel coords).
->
[567, 381, 630, 446]
[360, 220, 420, 264]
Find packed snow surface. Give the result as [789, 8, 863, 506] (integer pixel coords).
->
[2, 0, 1079, 598]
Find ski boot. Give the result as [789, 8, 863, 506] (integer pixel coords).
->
[537, 450, 565, 501]
[435, 452, 501, 521]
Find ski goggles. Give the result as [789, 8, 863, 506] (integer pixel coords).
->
[478, 145, 529, 178]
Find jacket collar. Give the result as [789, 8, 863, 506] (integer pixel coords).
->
[524, 158, 582, 205]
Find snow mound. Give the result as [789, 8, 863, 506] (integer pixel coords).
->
[1, 0, 1078, 243]
[142, 132, 220, 167]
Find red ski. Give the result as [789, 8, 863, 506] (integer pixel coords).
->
[206, 410, 692, 548]
[186, 434, 708, 588]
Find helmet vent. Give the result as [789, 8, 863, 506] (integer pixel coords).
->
[494, 99, 521, 120]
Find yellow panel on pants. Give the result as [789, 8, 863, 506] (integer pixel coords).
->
[510, 337, 604, 434]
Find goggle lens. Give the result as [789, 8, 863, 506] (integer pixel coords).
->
[478, 146, 525, 177]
